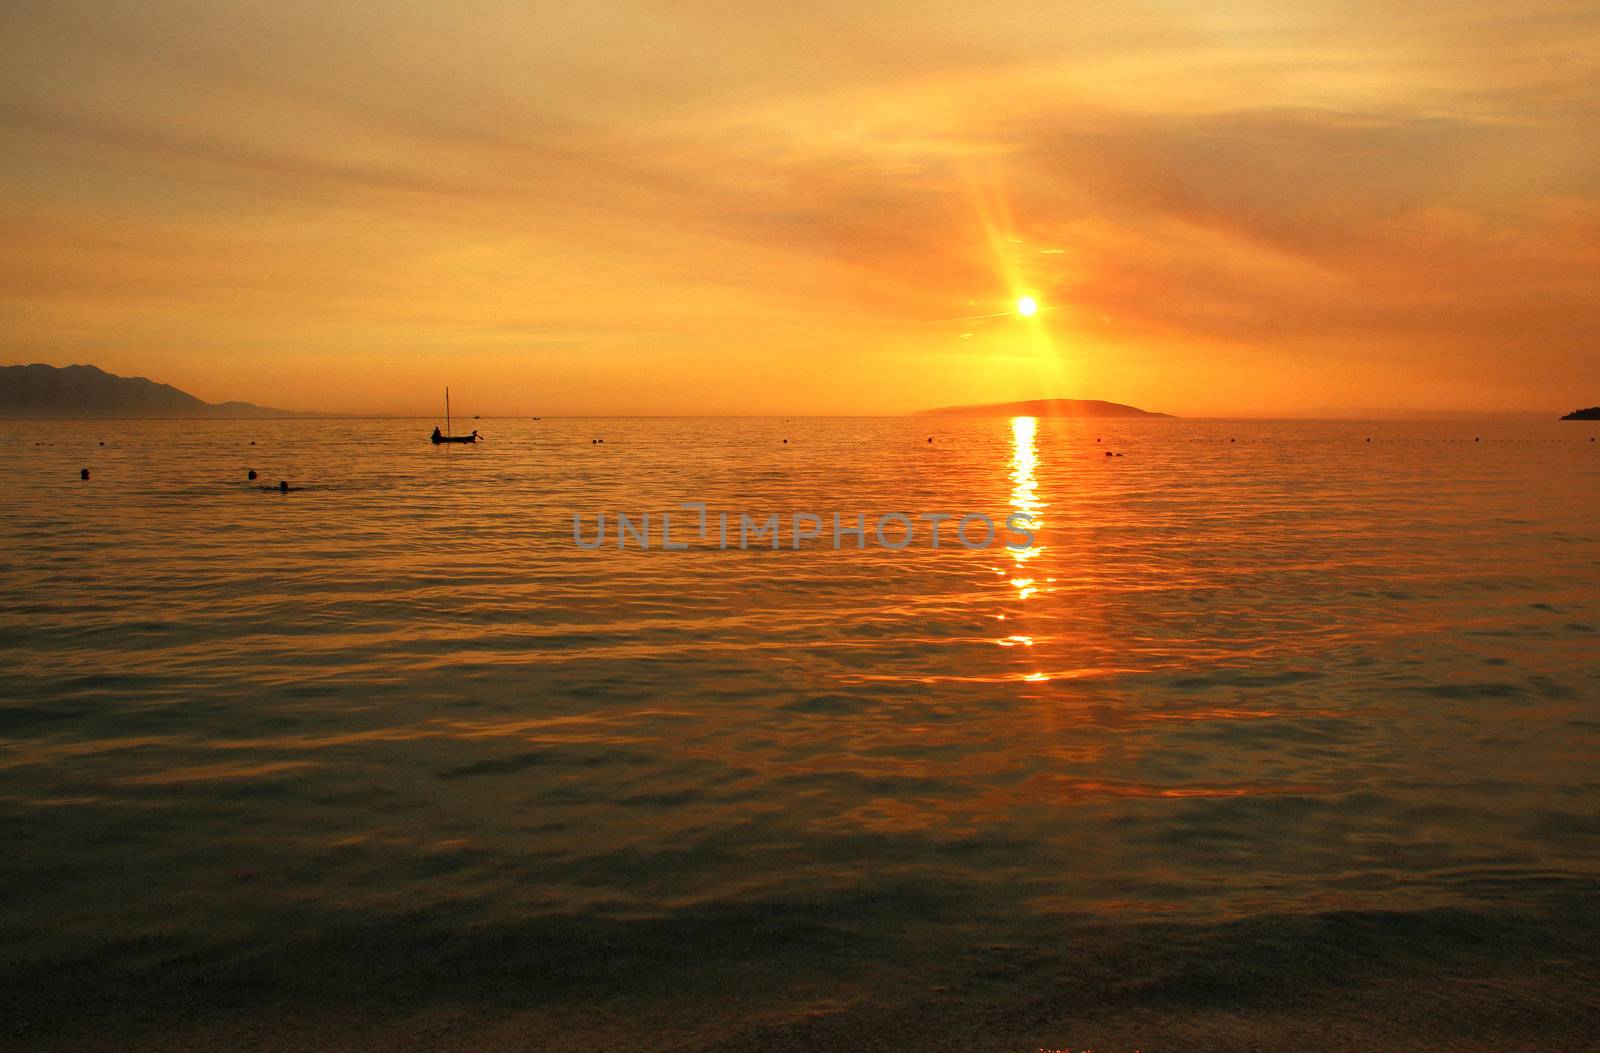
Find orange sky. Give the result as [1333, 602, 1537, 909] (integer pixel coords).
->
[2, 1, 1597, 416]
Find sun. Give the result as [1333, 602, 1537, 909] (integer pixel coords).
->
[1016, 296, 1038, 317]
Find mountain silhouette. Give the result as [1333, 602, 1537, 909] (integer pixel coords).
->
[920, 397, 1172, 418]
[0, 363, 316, 418]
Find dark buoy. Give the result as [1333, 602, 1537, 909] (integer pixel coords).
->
[783, 438, 789, 444]
[1096, 438, 1101, 443]
[99, 441, 104, 446]
[278, 480, 289, 493]
[80, 468, 90, 480]
[1230, 438, 1236, 443]
[248, 469, 257, 480]
[1104, 451, 1113, 457]
[927, 437, 933, 443]
[250, 441, 256, 446]
[1366, 437, 1371, 442]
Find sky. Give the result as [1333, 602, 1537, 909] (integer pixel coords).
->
[1, 0, 1597, 417]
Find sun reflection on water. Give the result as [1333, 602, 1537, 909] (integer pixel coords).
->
[1006, 416, 1050, 679]
[1009, 416, 1045, 592]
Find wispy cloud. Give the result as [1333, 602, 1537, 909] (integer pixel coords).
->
[1, 0, 1596, 413]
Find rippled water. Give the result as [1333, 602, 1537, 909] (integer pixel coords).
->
[3, 416, 1597, 1051]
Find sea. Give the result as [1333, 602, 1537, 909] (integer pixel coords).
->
[2, 416, 1597, 1051]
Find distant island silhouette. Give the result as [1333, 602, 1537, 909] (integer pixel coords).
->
[0, 363, 319, 419]
[1560, 406, 1600, 420]
[921, 398, 1173, 418]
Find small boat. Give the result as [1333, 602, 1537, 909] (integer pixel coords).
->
[431, 387, 480, 444]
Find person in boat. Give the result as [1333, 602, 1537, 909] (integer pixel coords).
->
[431, 426, 442, 442]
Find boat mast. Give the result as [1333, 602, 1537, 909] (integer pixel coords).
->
[446, 386, 451, 436]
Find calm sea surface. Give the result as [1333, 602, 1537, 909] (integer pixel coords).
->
[2, 416, 1597, 1051]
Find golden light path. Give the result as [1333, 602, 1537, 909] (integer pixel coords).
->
[1008, 415, 1045, 595]
[1006, 415, 1049, 681]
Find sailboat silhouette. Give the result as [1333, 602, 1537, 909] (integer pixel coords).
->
[430, 387, 479, 444]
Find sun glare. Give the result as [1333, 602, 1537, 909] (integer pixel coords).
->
[1016, 296, 1038, 317]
